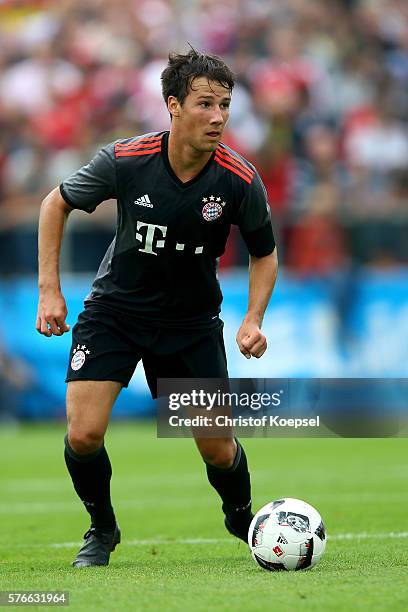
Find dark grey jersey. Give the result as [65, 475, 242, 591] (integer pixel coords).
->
[60, 131, 275, 326]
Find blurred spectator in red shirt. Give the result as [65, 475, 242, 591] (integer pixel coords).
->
[287, 183, 348, 276]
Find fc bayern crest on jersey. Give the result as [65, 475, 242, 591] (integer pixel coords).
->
[71, 344, 91, 371]
[202, 195, 226, 221]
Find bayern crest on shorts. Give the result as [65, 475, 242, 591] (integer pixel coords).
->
[202, 195, 226, 221]
[70, 344, 91, 371]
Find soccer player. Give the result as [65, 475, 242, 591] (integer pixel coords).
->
[37, 48, 278, 567]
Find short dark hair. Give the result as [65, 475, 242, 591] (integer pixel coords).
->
[161, 47, 235, 106]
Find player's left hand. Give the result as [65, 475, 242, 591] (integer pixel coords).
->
[236, 320, 267, 359]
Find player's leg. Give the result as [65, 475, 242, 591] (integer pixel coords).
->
[144, 320, 253, 541]
[64, 306, 139, 567]
[64, 380, 122, 568]
[194, 436, 253, 542]
[188, 325, 253, 540]
[65, 380, 121, 530]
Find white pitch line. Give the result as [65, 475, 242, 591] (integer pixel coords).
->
[5, 531, 408, 550]
[16, 531, 408, 549]
[0, 498, 211, 514]
[329, 531, 408, 540]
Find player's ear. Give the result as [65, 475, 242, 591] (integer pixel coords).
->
[168, 96, 181, 118]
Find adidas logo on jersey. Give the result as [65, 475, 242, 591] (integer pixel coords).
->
[134, 194, 153, 208]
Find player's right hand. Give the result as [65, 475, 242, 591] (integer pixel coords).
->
[36, 290, 70, 337]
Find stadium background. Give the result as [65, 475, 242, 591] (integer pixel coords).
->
[0, 0, 407, 419]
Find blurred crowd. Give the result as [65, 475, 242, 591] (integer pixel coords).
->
[1, 0, 408, 275]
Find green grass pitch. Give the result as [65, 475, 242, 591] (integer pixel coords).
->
[1, 423, 407, 611]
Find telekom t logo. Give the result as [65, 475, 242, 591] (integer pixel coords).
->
[135, 220, 204, 255]
[136, 221, 167, 255]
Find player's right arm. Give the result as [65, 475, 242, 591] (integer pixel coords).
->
[37, 143, 117, 337]
[37, 187, 73, 337]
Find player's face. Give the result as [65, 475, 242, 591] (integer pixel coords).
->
[173, 77, 231, 152]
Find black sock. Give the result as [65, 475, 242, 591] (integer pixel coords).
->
[64, 435, 116, 530]
[205, 440, 252, 521]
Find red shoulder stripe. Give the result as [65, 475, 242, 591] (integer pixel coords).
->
[115, 147, 162, 157]
[116, 141, 163, 151]
[215, 149, 254, 179]
[115, 135, 163, 150]
[218, 145, 254, 175]
[214, 155, 253, 184]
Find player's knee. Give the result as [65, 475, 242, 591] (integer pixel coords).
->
[201, 440, 236, 469]
[67, 428, 104, 455]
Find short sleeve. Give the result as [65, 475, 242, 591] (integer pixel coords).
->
[234, 172, 275, 257]
[60, 143, 117, 213]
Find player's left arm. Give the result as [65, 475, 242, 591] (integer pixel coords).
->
[234, 170, 278, 358]
[236, 248, 278, 359]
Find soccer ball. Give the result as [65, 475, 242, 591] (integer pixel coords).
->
[248, 498, 326, 571]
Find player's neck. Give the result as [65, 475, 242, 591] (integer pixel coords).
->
[167, 132, 213, 184]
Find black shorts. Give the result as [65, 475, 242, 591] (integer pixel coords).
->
[65, 306, 228, 398]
